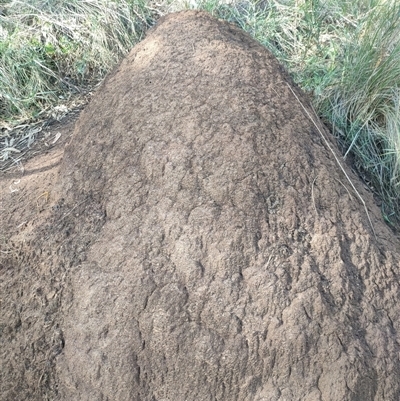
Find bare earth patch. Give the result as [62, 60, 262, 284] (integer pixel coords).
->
[1, 11, 400, 401]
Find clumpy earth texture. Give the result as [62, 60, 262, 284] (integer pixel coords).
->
[1, 10, 400, 401]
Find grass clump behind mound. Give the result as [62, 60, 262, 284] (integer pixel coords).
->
[1, 0, 400, 228]
[0, 0, 154, 124]
[317, 1, 400, 227]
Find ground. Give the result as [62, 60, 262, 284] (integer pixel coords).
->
[1, 11, 400, 401]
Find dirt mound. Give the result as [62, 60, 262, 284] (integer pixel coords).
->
[2, 10, 400, 401]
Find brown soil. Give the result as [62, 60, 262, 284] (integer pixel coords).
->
[0, 114, 77, 400]
[1, 11, 400, 401]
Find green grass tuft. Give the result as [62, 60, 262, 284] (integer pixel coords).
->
[316, 0, 400, 226]
[0, 0, 155, 124]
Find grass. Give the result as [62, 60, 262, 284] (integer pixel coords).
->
[0, 0, 154, 122]
[316, 0, 400, 226]
[1, 0, 399, 228]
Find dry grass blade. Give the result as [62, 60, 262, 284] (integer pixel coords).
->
[286, 83, 377, 239]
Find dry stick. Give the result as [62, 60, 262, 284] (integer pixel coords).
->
[286, 83, 377, 240]
[334, 177, 353, 199]
[311, 176, 318, 216]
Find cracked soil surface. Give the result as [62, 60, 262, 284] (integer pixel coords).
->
[1, 11, 400, 401]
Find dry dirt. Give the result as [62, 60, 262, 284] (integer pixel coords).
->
[1, 10, 400, 401]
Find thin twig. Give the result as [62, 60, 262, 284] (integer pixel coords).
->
[311, 176, 318, 216]
[286, 83, 377, 239]
[334, 177, 353, 199]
